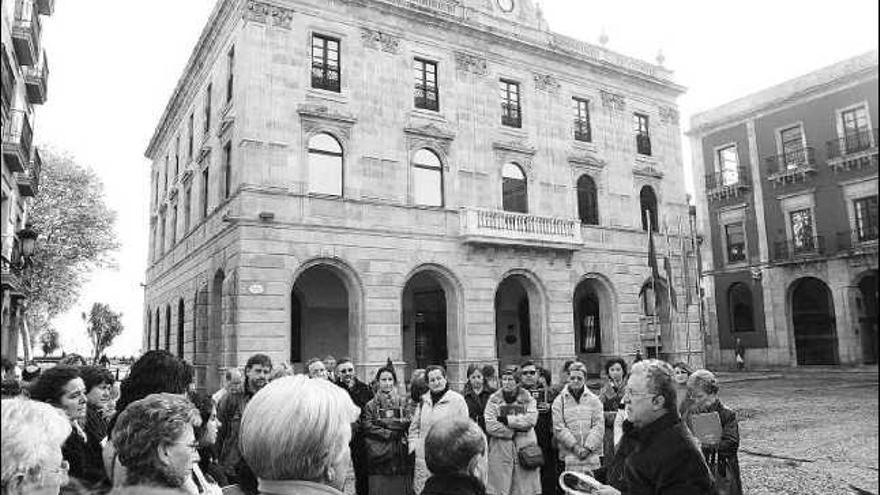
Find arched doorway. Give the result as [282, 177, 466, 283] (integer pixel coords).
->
[291, 264, 352, 369]
[856, 271, 878, 364]
[154, 308, 160, 350]
[791, 277, 838, 365]
[639, 186, 658, 232]
[402, 271, 448, 374]
[177, 299, 185, 358]
[495, 274, 544, 369]
[573, 276, 615, 364]
[164, 304, 172, 352]
[208, 270, 225, 391]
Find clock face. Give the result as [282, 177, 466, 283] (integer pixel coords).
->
[497, 0, 514, 13]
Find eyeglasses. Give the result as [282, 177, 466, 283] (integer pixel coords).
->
[623, 387, 656, 400]
[522, 370, 537, 375]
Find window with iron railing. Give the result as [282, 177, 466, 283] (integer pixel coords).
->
[634, 113, 651, 156]
[187, 113, 194, 161]
[854, 195, 878, 242]
[311, 34, 340, 92]
[725, 223, 746, 263]
[790, 208, 814, 253]
[841, 106, 871, 153]
[499, 80, 521, 128]
[203, 83, 212, 134]
[1, 45, 13, 119]
[573, 97, 591, 142]
[780, 125, 806, 169]
[717, 145, 739, 186]
[413, 59, 439, 111]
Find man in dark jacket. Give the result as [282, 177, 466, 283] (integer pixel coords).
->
[594, 359, 716, 495]
[422, 416, 488, 495]
[520, 360, 559, 495]
[336, 358, 375, 495]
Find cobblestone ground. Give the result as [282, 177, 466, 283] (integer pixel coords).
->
[721, 370, 878, 495]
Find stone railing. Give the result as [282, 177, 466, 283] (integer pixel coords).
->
[459, 207, 582, 250]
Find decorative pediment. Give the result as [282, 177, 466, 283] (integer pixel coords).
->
[197, 144, 212, 164]
[360, 27, 401, 54]
[600, 90, 626, 112]
[454, 51, 488, 76]
[568, 152, 605, 169]
[298, 104, 357, 142]
[658, 106, 679, 126]
[492, 140, 537, 156]
[405, 124, 455, 156]
[533, 73, 560, 93]
[245, 1, 294, 29]
[632, 163, 664, 179]
[404, 123, 455, 141]
[181, 169, 194, 183]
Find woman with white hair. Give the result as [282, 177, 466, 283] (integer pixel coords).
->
[239, 374, 361, 495]
[1, 397, 73, 495]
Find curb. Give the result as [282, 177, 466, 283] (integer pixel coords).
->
[717, 373, 784, 384]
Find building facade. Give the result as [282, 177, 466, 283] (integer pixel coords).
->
[1, 0, 52, 361]
[691, 51, 879, 368]
[143, 0, 699, 392]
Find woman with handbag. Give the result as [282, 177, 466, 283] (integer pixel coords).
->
[484, 366, 541, 495]
[551, 362, 604, 475]
[364, 364, 414, 495]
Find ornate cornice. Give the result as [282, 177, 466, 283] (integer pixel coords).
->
[568, 152, 605, 169]
[454, 51, 488, 76]
[404, 123, 455, 141]
[298, 103, 357, 142]
[600, 90, 626, 112]
[492, 140, 536, 156]
[533, 73, 560, 93]
[245, 0, 294, 29]
[360, 27, 401, 54]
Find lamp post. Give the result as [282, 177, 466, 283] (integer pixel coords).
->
[15, 224, 38, 362]
[17, 224, 38, 262]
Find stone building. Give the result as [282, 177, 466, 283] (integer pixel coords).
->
[1, 0, 52, 361]
[690, 51, 878, 368]
[143, 0, 699, 391]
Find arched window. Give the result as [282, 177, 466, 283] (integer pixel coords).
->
[154, 308, 160, 350]
[640, 185, 658, 232]
[177, 298, 185, 358]
[728, 283, 755, 333]
[165, 304, 172, 352]
[308, 133, 343, 196]
[413, 148, 443, 206]
[502, 163, 527, 213]
[577, 174, 599, 225]
[145, 307, 152, 351]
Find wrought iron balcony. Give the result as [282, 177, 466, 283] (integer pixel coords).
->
[11, 0, 42, 67]
[2, 109, 33, 173]
[772, 235, 826, 262]
[459, 207, 583, 250]
[36, 0, 54, 15]
[1, 254, 24, 297]
[705, 166, 751, 201]
[17, 147, 42, 197]
[501, 104, 521, 128]
[826, 128, 878, 173]
[765, 146, 817, 186]
[24, 52, 49, 105]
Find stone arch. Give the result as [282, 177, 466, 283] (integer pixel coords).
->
[852, 269, 878, 364]
[787, 276, 838, 365]
[177, 298, 185, 358]
[290, 257, 365, 366]
[154, 308, 161, 350]
[494, 268, 549, 368]
[208, 269, 225, 392]
[573, 273, 619, 361]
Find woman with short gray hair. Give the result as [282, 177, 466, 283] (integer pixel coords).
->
[1, 398, 72, 495]
[240, 374, 361, 494]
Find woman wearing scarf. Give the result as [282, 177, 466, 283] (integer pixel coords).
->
[484, 366, 540, 495]
[551, 362, 604, 475]
[409, 365, 469, 495]
[463, 364, 494, 433]
[597, 357, 627, 464]
[364, 362, 414, 495]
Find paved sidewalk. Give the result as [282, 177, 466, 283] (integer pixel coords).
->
[712, 365, 878, 384]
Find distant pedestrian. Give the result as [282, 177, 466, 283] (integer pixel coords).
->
[735, 338, 746, 371]
[632, 349, 643, 364]
[212, 368, 243, 406]
[324, 355, 339, 382]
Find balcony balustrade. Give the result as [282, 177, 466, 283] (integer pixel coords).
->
[2, 109, 33, 173]
[459, 207, 583, 250]
[636, 133, 652, 156]
[765, 146, 817, 186]
[24, 52, 49, 105]
[826, 128, 878, 172]
[12, 0, 41, 66]
[16, 147, 42, 197]
[705, 165, 750, 201]
[772, 235, 826, 262]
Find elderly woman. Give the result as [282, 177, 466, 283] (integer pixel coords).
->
[111, 393, 201, 490]
[597, 358, 627, 464]
[463, 364, 493, 433]
[550, 362, 603, 475]
[30, 365, 108, 489]
[1, 398, 73, 495]
[239, 374, 360, 495]
[409, 365, 469, 495]
[685, 370, 743, 495]
[671, 362, 693, 415]
[363, 364, 413, 495]
[484, 366, 540, 495]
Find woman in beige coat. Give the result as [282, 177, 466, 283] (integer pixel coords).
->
[551, 362, 604, 474]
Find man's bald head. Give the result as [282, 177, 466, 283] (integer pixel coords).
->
[425, 417, 485, 475]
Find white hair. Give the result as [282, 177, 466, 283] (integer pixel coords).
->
[1, 398, 72, 486]
[240, 374, 360, 481]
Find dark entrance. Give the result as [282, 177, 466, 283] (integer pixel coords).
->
[290, 265, 351, 369]
[857, 272, 878, 364]
[791, 277, 838, 365]
[402, 272, 448, 373]
[495, 276, 532, 369]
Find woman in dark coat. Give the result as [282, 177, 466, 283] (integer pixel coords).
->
[463, 364, 493, 433]
[364, 364, 414, 495]
[597, 357, 627, 465]
[684, 369, 743, 495]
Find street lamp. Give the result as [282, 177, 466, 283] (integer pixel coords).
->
[17, 224, 38, 259]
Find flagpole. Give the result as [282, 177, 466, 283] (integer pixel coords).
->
[649, 215, 659, 358]
[679, 216, 692, 366]
[688, 204, 706, 361]
[664, 222, 675, 362]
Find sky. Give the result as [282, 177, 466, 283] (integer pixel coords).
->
[34, 0, 878, 358]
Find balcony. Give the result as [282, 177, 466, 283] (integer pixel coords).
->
[36, 0, 54, 15]
[459, 207, 583, 251]
[16, 147, 42, 197]
[2, 109, 33, 173]
[836, 228, 879, 253]
[11, 0, 42, 67]
[24, 53, 49, 105]
[772, 235, 827, 263]
[826, 128, 878, 173]
[765, 147, 817, 187]
[1, 255, 24, 298]
[705, 166, 751, 201]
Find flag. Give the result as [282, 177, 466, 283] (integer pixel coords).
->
[647, 218, 660, 281]
[663, 255, 678, 311]
[680, 217, 693, 306]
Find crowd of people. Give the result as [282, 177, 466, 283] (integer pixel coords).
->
[0, 351, 743, 495]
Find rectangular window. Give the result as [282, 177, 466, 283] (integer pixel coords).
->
[413, 59, 439, 111]
[203, 84, 212, 134]
[170, 204, 177, 246]
[780, 125, 805, 168]
[183, 184, 192, 232]
[841, 106, 871, 153]
[201, 167, 210, 219]
[573, 97, 591, 142]
[853, 195, 878, 242]
[226, 46, 235, 104]
[174, 137, 180, 178]
[187, 113, 194, 160]
[717, 145, 739, 186]
[500, 80, 521, 128]
[725, 223, 746, 263]
[223, 142, 232, 199]
[634, 113, 651, 155]
[789, 208, 814, 253]
[152, 171, 159, 208]
[311, 34, 341, 92]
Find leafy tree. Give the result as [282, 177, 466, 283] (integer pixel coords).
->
[23, 149, 120, 351]
[40, 327, 60, 356]
[84, 302, 124, 363]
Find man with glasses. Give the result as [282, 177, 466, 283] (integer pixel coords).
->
[334, 358, 374, 495]
[520, 361, 558, 495]
[592, 359, 716, 495]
